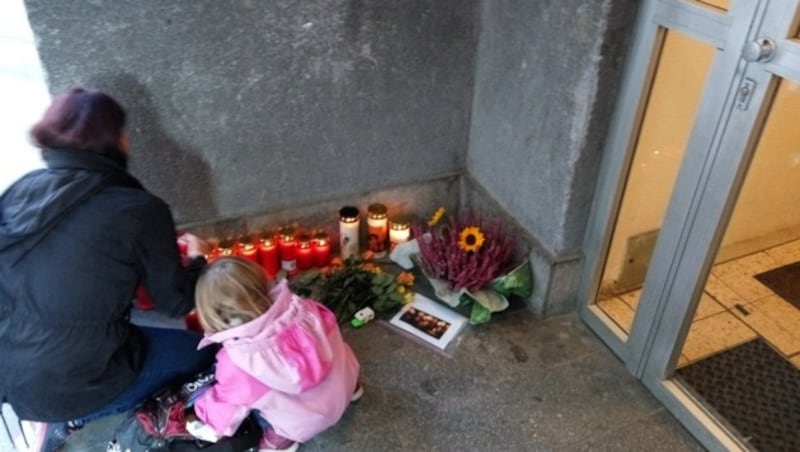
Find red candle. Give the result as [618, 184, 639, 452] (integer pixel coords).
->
[177, 239, 188, 256]
[278, 227, 299, 276]
[312, 231, 331, 267]
[258, 236, 280, 278]
[217, 239, 236, 259]
[135, 286, 155, 310]
[185, 310, 203, 333]
[238, 235, 259, 263]
[297, 234, 314, 270]
[205, 247, 220, 263]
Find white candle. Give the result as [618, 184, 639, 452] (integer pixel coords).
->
[389, 217, 411, 250]
[339, 206, 360, 259]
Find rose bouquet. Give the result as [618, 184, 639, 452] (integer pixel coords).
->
[290, 253, 415, 324]
[411, 208, 532, 324]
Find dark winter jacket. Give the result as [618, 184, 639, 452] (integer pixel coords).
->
[0, 148, 205, 421]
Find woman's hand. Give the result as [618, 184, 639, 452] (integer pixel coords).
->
[179, 233, 212, 258]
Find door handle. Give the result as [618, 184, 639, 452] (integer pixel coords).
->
[741, 37, 777, 63]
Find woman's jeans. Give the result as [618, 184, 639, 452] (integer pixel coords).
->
[76, 326, 215, 424]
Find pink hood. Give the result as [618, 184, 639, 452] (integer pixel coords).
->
[198, 280, 338, 394]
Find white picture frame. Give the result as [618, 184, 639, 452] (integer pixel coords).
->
[388, 293, 468, 350]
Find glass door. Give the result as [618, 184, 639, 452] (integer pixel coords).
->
[581, 0, 800, 448]
[636, 0, 800, 449]
[578, 0, 759, 371]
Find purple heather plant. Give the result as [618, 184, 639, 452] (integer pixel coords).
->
[412, 211, 517, 292]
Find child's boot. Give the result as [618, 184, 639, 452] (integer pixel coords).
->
[259, 427, 298, 452]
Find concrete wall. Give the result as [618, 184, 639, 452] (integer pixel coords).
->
[23, 0, 642, 317]
[467, 0, 639, 315]
[24, 0, 478, 225]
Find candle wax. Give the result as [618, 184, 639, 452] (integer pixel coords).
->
[297, 246, 314, 270]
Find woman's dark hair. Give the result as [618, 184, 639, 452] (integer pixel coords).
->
[30, 88, 127, 154]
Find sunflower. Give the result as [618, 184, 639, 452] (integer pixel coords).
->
[427, 207, 446, 226]
[458, 226, 485, 253]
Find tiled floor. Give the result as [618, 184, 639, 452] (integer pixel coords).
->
[598, 238, 800, 370]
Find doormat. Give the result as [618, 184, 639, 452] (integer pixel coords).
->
[754, 261, 800, 308]
[676, 339, 800, 451]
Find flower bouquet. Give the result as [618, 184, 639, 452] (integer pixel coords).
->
[410, 208, 532, 324]
[290, 253, 415, 324]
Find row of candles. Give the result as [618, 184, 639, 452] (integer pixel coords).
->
[206, 203, 413, 278]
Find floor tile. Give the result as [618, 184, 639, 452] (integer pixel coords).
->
[692, 293, 726, 321]
[733, 296, 800, 357]
[619, 289, 642, 309]
[597, 297, 635, 333]
[703, 273, 747, 309]
[677, 354, 690, 368]
[681, 311, 757, 362]
[711, 252, 778, 303]
[764, 240, 800, 267]
[790, 354, 800, 369]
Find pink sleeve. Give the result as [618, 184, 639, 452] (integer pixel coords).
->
[193, 348, 271, 437]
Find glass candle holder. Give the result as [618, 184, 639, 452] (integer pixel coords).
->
[278, 226, 299, 276]
[312, 231, 332, 267]
[258, 234, 280, 278]
[217, 238, 236, 258]
[339, 206, 360, 259]
[389, 215, 412, 250]
[237, 235, 260, 263]
[367, 203, 389, 258]
[296, 233, 314, 270]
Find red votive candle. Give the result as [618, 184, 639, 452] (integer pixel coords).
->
[185, 310, 203, 333]
[217, 239, 236, 259]
[312, 231, 331, 267]
[237, 235, 259, 263]
[278, 226, 299, 276]
[296, 233, 314, 270]
[135, 286, 155, 310]
[258, 235, 280, 278]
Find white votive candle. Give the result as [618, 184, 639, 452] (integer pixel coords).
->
[339, 206, 360, 259]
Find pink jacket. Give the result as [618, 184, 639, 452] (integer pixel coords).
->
[193, 281, 360, 442]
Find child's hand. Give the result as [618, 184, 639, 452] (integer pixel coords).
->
[184, 407, 197, 423]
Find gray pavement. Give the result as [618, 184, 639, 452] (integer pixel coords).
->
[49, 308, 703, 451]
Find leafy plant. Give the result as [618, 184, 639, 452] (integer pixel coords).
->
[290, 255, 414, 324]
[412, 210, 516, 292]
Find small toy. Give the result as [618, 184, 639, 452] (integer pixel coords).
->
[350, 307, 376, 328]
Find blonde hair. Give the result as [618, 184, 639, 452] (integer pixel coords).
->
[195, 257, 274, 333]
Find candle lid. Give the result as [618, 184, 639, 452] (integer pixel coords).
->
[297, 233, 312, 247]
[339, 206, 360, 221]
[367, 203, 388, 219]
[279, 226, 296, 240]
[239, 235, 256, 251]
[218, 238, 235, 255]
[390, 214, 412, 229]
[259, 235, 276, 246]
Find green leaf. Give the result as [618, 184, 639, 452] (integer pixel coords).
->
[470, 302, 491, 324]
[374, 272, 393, 286]
[491, 260, 533, 298]
[460, 290, 509, 313]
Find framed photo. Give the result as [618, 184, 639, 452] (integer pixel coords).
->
[389, 293, 468, 350]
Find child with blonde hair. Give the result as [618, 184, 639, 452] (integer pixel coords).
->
[191, 257, 361, 452]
